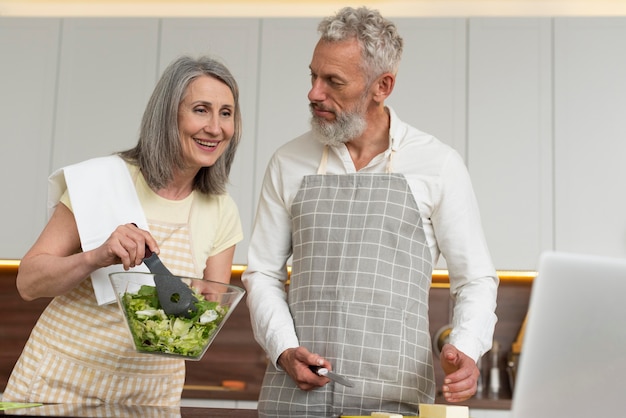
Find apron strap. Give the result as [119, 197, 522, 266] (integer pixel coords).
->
[386, 148, 395, 174]
[317, 145, 330, 174]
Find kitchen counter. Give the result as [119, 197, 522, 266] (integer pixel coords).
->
[0, 404, 258, 417]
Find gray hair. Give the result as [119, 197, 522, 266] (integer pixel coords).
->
[318, 6, 403, 83]
[119, 55, 242, 195]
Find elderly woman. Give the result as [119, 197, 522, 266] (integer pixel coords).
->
[3, 55, 243, 406]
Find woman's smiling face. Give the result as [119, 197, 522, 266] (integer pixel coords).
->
[177, 75, 235, 171]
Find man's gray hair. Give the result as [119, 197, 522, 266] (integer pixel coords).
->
[318, 6, 403, 81]
[119, 55, 241, 195]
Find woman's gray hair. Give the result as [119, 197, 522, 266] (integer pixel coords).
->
[318, 6, 403, 83]
[119, 55, 242, 195]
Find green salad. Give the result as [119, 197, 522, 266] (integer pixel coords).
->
[121, 285, 227, 358]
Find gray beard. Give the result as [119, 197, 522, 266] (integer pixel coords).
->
[310, 109, 367, 147]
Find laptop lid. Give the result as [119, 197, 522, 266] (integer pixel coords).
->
[511, 251, 626, 417]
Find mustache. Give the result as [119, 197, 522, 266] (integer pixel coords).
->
[309, 102, 335, 114]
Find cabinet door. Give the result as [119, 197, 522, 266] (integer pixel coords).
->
[389, 18, 467, 269]
[51, 18, 159, 170]
[389, 18, 467, 157]
[470, 409, 512, 418]
[160, 18, 261, 264]
[467, 18, 553, 270]
[254, 18, 320, 208]
[554, 18, 626, 258]
[0, 18, 61, 258]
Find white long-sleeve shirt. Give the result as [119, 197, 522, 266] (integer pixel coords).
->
[243, 107, 498, 366]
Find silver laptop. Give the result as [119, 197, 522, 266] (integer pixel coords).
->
[512, 251, 626, 417]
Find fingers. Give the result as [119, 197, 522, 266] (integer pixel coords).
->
[119, 224, 147, 268]
[442, 365, 479, 402]
[130, 223, 160, 256]
[440, 345, 479, 402]
[279, 347, 331, 391]
[103, 223, 158, 270]
[293, 346, 327, 368]
[440, 344, 461, 374]
[299, 349, 332, 389]
[443, 382, 477, 402]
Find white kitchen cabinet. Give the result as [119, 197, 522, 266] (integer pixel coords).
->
[0, 18, 61, 258]
[389, 18, 467, 269]
[159, 18, 261, 264]
[51, 18, 160, 171]
[554, 18, 626, 258]
[3, 16, 626, 268]
[253, 18, 320, 211]
[467, 18, 554, 270]
[390, 18, 467, 157]
[470, 409, 512, 418]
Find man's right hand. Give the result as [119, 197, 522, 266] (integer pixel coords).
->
[277, 346, 332, 391]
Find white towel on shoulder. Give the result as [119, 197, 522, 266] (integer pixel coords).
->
[48, 155, 149, 305]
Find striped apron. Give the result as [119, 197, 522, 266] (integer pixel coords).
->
[258, 146, 435, 416]
[2, 218, 196, 406]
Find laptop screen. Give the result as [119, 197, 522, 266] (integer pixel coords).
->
[511, 251, 626, 417]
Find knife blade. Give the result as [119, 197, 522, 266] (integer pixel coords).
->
[310, 365, 355, 388]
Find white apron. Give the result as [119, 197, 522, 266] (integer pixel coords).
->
[258, 146, 435, 416]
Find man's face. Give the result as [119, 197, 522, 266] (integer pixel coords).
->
[308, 38, 371, 146]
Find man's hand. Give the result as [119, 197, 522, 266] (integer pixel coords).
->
[439, 343, 480, 402]
[277, 346, 332, 391]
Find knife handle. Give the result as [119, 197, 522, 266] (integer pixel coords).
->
[309, 365, 328, 377]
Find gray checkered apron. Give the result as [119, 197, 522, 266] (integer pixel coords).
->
[258, 147, 435, 416]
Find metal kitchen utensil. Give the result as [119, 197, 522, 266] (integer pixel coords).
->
[143, 246, 198, 318]
[310, 365, 355, 388]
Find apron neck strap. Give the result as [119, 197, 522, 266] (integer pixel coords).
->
[317, 145, 330, 174]
[386, 147, 395, 174]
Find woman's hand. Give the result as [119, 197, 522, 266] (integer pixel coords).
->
[16, 204, 158, 300]
[93, 223, 158, 271]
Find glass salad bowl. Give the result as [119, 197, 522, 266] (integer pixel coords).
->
[109, 272, 245, 361]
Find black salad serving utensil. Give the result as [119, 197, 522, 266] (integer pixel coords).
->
[143, 245, 198, 318]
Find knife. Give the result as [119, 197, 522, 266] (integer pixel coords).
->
[310, 365, 355, 388]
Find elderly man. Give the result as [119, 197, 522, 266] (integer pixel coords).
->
[243, 6, 498, 416]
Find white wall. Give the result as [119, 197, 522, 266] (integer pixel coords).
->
[1, 16, 626, 269]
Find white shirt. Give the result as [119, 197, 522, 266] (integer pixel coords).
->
[243, 107, 498, 365]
